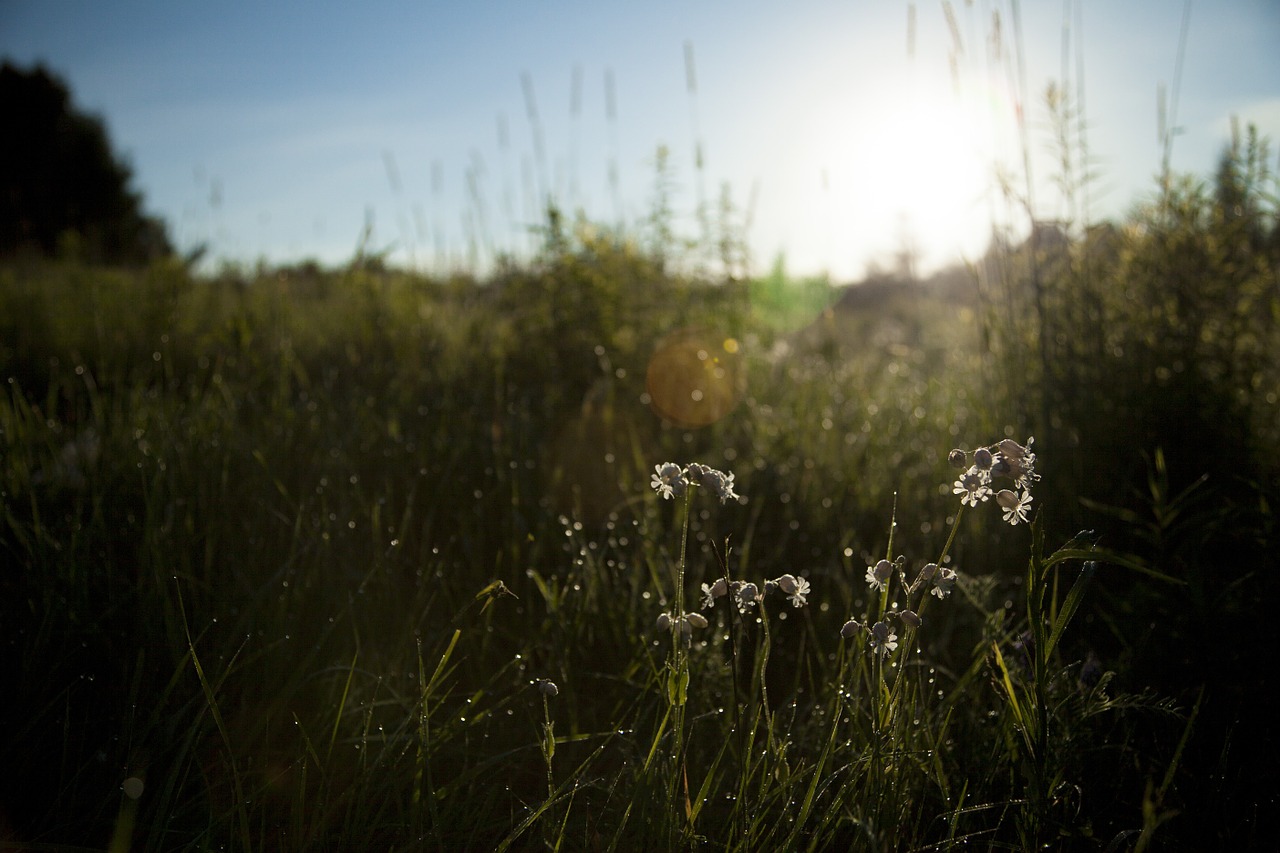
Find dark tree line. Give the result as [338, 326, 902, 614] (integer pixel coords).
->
[1, 60, 172, 264]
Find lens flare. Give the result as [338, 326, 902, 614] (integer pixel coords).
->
[645, 328, 744, 428]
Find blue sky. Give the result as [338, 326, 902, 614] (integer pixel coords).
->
[3, 0, 1278, 279]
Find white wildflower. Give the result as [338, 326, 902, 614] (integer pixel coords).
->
[997, 437, 1039, 487]
[931, 567, 958, 599]
[865, 559, 893, 591]
[869, 621, 898, 657]
[700, 577, 728, 609]
[734, 581, 759, 613]
[651, 462, 687, 500]
[953, 470, 992, 507]
[996, 488, 1034, 525]
[699, 466, 740, 504]
[774, 573, 810, 607]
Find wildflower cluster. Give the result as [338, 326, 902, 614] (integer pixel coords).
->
[699, 572, 811, 613]
[651, 462, 740, 504]
[839, 437, 1042, 659]
[949, 437, 1039, 525]
[843, 557, 949, 657]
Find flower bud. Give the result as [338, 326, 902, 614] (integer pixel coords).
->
[656, 612, 672, 632]
[973, 447, 994, 469]
[899, 609, 922, 629]
[684, 612, 708, 629]
[840, 619, 862, 638]
[537, 679, 559, 698]
[998, 438, 1033, 460]
[948, 448, 967, 469]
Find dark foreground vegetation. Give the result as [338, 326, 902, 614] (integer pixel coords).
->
[2, 132, 1278, 850]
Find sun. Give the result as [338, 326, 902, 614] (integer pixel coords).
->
[845, 81, 1008, 272]
[776, 70, 1019, 278]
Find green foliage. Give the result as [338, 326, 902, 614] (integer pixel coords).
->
[977, 123, 1280, 849]
[2, 156, 1273, 849]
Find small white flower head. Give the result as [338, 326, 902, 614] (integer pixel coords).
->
[898, 609, 922, 629]
[973, 447, 994, 470]
[931, 567, 958, 599]
[948, 448, 968, 469]
[536, 679, 559, 698]
[997, 438, 1039, 488]
[734, 581, 759, 613]
[840, 619, 864, 639]
[774, 573, 810, 607]
[685, 462, 709, 484]
[702, 467, 740, 504]
[953, 471, 992, 507]
[996, 488, 1034, 525]
[656, 611, 673, 632]
[651, 463, 688, 500]
[683, 611, 709, 630]
[865, 559, 893, 591]
[869, 621, 899, 657]
[700, 577, 728, 609]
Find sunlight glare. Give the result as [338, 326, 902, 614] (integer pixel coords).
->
[782, 71, 1017, 279]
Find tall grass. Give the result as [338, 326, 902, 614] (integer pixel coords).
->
[4, 3, 1279, 839]
[5, 141, 1275, 848]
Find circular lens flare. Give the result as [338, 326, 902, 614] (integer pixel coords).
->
[645, 328, 744, 428]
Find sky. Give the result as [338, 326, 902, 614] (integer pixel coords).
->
[3, 0, 1278, 281]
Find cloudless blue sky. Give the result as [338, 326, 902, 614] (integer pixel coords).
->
[3, 0, 1278, 279]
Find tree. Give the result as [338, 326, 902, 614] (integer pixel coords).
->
[1, 61, 172, 264]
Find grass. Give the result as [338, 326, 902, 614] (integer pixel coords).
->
[4, 159, 1276, 852]
[3, 68, 1279, 846]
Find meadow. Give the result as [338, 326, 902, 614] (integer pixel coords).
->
[2, 130, 1278, 851]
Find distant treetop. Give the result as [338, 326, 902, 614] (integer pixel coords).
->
[1, 60, 172, 264]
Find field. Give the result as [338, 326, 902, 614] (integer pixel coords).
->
[2, 136, 1279, 851]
